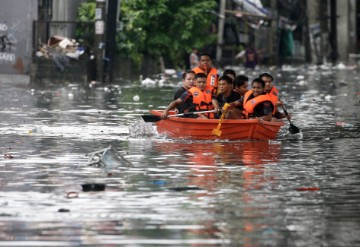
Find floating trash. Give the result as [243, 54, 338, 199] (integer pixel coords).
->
[86, 145, 133, 167]
[66, 192, 78, 199]
[82, 183, 106, 192]
[335, 122, 354, 128]
[58, 208, 70, 213]
[296, 187, 320, 191]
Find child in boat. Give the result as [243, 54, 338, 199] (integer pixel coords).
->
[160, 73, 218, 119]
[259, 72, 289, 119]
[192, 53, 219, 93]
[242, 77, 274, 121]
[173, 70, 195, 114]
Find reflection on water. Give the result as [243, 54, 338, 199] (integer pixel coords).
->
[0, 66, 359, 246]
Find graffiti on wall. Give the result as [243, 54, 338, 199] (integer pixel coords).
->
[0, 22, 17, 63]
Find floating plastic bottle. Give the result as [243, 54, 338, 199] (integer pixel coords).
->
[336, 122, 354, 127]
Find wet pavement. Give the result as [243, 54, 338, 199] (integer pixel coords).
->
[0, 65, 359, 246]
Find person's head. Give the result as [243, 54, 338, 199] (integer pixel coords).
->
[192, 47, 198, 54]
[223, 69, 236, 81]
[199, 53, 212, 71]
[218, 75, 233, 94]
[182, 70, 195, 89]
[233, 75, 249, 96]
[195, 73, 207, 91]
[259, 72, 273, 92]
[251, 78, 265, 97]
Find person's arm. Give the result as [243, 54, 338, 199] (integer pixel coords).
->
[257, 112, 272, 122]
[235, 50, 246, 59]
[161, 98, 183, 119]
[227, 97, 243, 110]
[258, 101, 273, 121]
[212, 98, 220, 113]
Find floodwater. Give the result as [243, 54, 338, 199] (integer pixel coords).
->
[0, 65, 359, 246]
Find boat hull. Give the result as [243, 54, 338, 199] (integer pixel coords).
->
[149, 110, 284, 140]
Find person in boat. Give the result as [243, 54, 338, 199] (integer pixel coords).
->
[224, 75, 249, 119]
[216, 75, 242, 119]
[222, 69, 236, 82]
[173, 70, 196, 113]
[242, 77, 275, 121]
[213, 75, 240, 118]
[192, 53, 219, 93]
[233, 75, 249, 96]
[259, 72, 288, 119]
[160, 73, 218, 119]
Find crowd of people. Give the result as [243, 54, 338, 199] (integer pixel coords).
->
[161, 52, 291, 122]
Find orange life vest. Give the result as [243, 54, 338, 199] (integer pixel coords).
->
[192, 66, 219, 92]
[267, 86, 279, 106]
[243, 90, 275, 118]
[188, 86, 215, 118]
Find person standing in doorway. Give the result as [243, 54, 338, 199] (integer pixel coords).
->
[235, 43, 258, 69]
[189, 48, 199, 69]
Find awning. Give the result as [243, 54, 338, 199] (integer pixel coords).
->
[233, 0, 270, 17]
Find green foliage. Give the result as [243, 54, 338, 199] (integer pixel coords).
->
[118, 0, 218, 67]
[75, 0, 96, 47]
[76, 0, 218, 68]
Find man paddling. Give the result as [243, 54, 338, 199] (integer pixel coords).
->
[259, 72, 289, 119]
[161, 73, 218, 119]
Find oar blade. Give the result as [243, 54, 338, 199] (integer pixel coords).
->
[141, 115, 161, 122]
[289, 123, 300, 134]
[212, 128, 222, 136]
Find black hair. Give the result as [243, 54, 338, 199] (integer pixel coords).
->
[199, 52, 212, 60]
[223, 69, 236, 78]
[259, 72, 273, 81]
[182, 70, 195, 80]
[252, 77, 265, 88]
[195, 72, 207, 79]
[234, 75, 249, 87]
[218, 75, 233, 85]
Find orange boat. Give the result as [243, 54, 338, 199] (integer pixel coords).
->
[148, 110, 284, 140]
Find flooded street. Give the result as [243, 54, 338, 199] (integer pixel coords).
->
[0, 65, 359, 246]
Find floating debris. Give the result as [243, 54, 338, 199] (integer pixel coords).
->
[296, 187, 320, 191]
[82, 183, 106, 192]
[58, 208, 70, 213]
[86, 145, 133, 167]
[66, 192, 78, 199]
[168, 186, 203, 192]
[336, 122, 354, 128]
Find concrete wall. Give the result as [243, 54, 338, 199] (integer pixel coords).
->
[51, 0, 86, 38]
[0, 0, 37, 74]
[337, 0, 357, 61]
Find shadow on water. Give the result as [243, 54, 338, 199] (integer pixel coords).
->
[0, 65, 359, 246]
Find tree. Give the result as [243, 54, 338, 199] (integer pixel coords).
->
[77, 0, 218, 71]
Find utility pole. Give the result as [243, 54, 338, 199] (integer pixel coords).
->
[329, 0, 338, 64]
[94, 0, 106, 83]
[216, 0, 226, 62]
[104, 0, 119, 83]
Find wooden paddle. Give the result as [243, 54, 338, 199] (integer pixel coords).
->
[281, 105, 300, 134]
[212, 103, 230, 136]
[141, 110, 216, 122]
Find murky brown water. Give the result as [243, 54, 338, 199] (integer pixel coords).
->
[0, 65, 359, 246]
